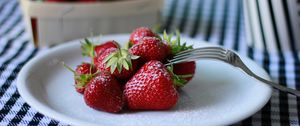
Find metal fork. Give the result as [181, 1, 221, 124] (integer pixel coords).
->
[166, 46, 300, 97]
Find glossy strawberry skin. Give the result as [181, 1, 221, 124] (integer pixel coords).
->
[94, 41, 119, 56]
[75, 63, 97, 94]
[129, 37, 170, 64]
[129, 27, 158, 45]
[162, 42, 172, 56]
[173, 61, 196, 84]
[75, 63, 97, 75]
[94, 47, 137, 80]
[84, 72, 123, 113]
[124, 60, 178, 110]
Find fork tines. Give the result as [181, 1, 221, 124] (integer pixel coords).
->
[166, 46, 228, 66]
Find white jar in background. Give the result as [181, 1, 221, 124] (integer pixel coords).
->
[20, 0, 163, 47]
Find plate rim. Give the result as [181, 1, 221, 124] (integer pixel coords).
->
[17, 34, 272, 126]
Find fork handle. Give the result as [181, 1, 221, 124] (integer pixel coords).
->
[235, 59, 300, 97]
[252, 74, 300, 96]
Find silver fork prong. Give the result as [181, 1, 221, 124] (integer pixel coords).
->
[169, 52, 226, 63]
[170, 47, 228, 62]
[174, 47, 227, 58]
[175, 46, 227, 55]
[174, 49, 224, 58]
[171, 53, 226, 62]
[165, 54, 226, 66]
[175, 46, 224, 54]
[167, 52, 228, 66]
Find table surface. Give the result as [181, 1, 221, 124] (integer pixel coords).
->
[0, 0, 299, 125]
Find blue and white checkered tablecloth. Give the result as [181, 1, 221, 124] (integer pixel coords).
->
[0, 0, 300, 125]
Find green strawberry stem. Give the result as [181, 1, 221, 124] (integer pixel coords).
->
[80, 39, 98, 72]
[177, 74, 194, 78]
[163, 30, 193, 55]
[81, 38, 95, 64]
[104, 48, 139, 74]
[62, 62, 98, 88]
[81, 39, 95, 58]
[166, 65, 193, 87]
[62, 62, 76, 74]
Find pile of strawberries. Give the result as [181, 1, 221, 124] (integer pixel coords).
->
[65, 27, 196, 113]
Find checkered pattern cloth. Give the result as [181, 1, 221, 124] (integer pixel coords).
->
[0, 0, 299, 125]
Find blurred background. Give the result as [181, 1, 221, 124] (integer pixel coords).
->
[1, 0, 300, 125]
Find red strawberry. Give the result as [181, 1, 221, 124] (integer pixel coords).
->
[94, 47, 139, 80]
[124, 60, 178, 110]
[94, 40, 119, 56]
[129, 37, 170, 63]
[163, 31, 196, 86]
[75, 63, 97, 75]
[64, 63, 97, 94]
[81, 39, 136, 80]
[94, 47, 117, 70]
[81, 39, 119, 58]
[75, 63, 97, 93]
[173, 61, 196, 82]
[129, 27, 159, 45]
[84, 71, 124, 113]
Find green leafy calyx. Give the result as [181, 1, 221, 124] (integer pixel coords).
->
[167, 65, 193, 87]
[103, 48, 139, 74]
[63, 62, 98, 88]
[81, 39, 95, 58]
[163, 30, 193, 55]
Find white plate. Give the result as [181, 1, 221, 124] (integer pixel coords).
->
[17, 34, 272, 126]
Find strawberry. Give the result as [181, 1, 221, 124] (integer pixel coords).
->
[75, 63, 97, 75]
[124, 60, 178, 110]
[94, 47, 139, 80]
[95, 40, 119, 56]
[84, 71, 124, 113]
[74, 63, 97, 93]
[81, 39, 137, 80]
[163, 31, 196, 86]
[64, 63, 97, 94]
[129, 27, 159, 45]
[81, 39, 119, 58]
[129, 37, 170, 64]
[173, 62, 195, 82]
